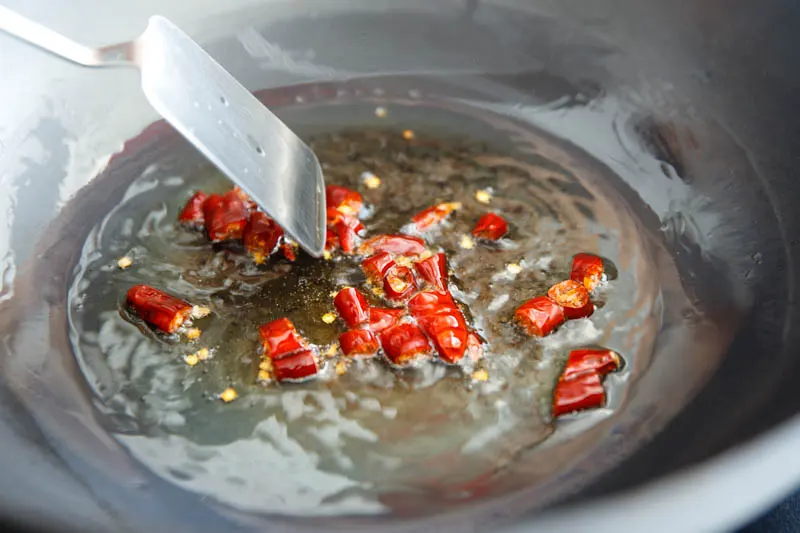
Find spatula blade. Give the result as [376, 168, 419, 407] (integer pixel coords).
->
[137, 16, 326, 256]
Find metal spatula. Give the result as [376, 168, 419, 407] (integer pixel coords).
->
[0, 7, 326, 256]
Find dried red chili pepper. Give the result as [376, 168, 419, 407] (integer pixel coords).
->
[380, 323, 432, 365]
[243, 212, 283, 264]
[280, 243, 297, 262]
[412, 202, 461, 231]
[369, 307, 403, 332]
[515, 296, 565, 337]
[570, 253, 605, 291]
[552, 371, 605, 417]
[126, 284, 192, 334]
[203, 191, 249, 242]
[417, 312, 469, 363]
[326, 185, 363, 215]
[547, 280, 593, 320]
[339, 329, 380, 357]
[334, 287, 370, 328]
[334, 214, 365, 254]
[272, 349, 318, 382]
[232, 186, 257, 211]
[407, 290, 469, 362]
[408, 290, 458, 318]
[361, 252, 396, 283]
[360, 234, 426, 257]
[472, 213, 508, 240]
[464, 332, 485, 362]
[259, 318, 307, 359]
[415, 253, 448, 292]
[178, 191, 208, 226]
[325, 229, 339, 251]
[561, 348, 621, 380]
[382, 264, 418, 301]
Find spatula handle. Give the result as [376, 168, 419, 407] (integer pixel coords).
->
[0, 5, 136, 67]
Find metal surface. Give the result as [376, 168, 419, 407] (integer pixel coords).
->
[0, 7, 326, 256]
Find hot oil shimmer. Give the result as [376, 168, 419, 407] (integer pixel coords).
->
[68, 117, 656, 516]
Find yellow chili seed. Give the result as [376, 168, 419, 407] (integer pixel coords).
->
[472, 369, 489, 381]
[117, 256, 133, 269]
[335, 361, 348, 375]
[191, 305, 211, 319]
[257, 370, 272, 382]
[506, 263, 523, 275]
[460, 235, 475, 249]
[402, 129, 415, 140]
[321, 312, 337, 324]
[375, 107, 388, 118]
[184, 354, 199, 367]
[196, 348, 211, 361]
[475, 190, 492, 204]
[184, 328, 201, 340]
[219, 388, 238, 403]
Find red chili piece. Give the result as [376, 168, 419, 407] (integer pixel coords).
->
[178, 191, 208, 226]
[280, 243, 297, 262]
[415, 253, 448, 292]
[369, 307, 403, 332]
[552, 371, 605, 417]
[472, 213, 508, 240]
[561, 348, 621, 381]
[203, 190, 249, 242]
[515, 296, 566, 337]
[418, 312, 468, 363]
[383, 264, 418, 301]
[334, 287, 370, 328]
[243, 212, 283, 264]
[412, 202, 460, 231]
[272, 349, 318, 382]
[547, 280, 593, 320]
[464, 332, 485, 362]
[361, 252, 396, 283]
[334, 213, 365, 254]
[339, 329, 380, 357]
[326, 185, 363, 215]
[570, 253, 605, 291]
[325, 229, 339, 251]
[408, 290, 469, 363]
[126, 284, 192, 334]
[232, 186, 257, 211]
[408, 290, 458, 317]
[380, 323, 432, 365]
[360, 234, 426, 257]
[259, 318, 307, 359]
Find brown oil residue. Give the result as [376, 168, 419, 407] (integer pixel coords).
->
[68, 126, 656, 516]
